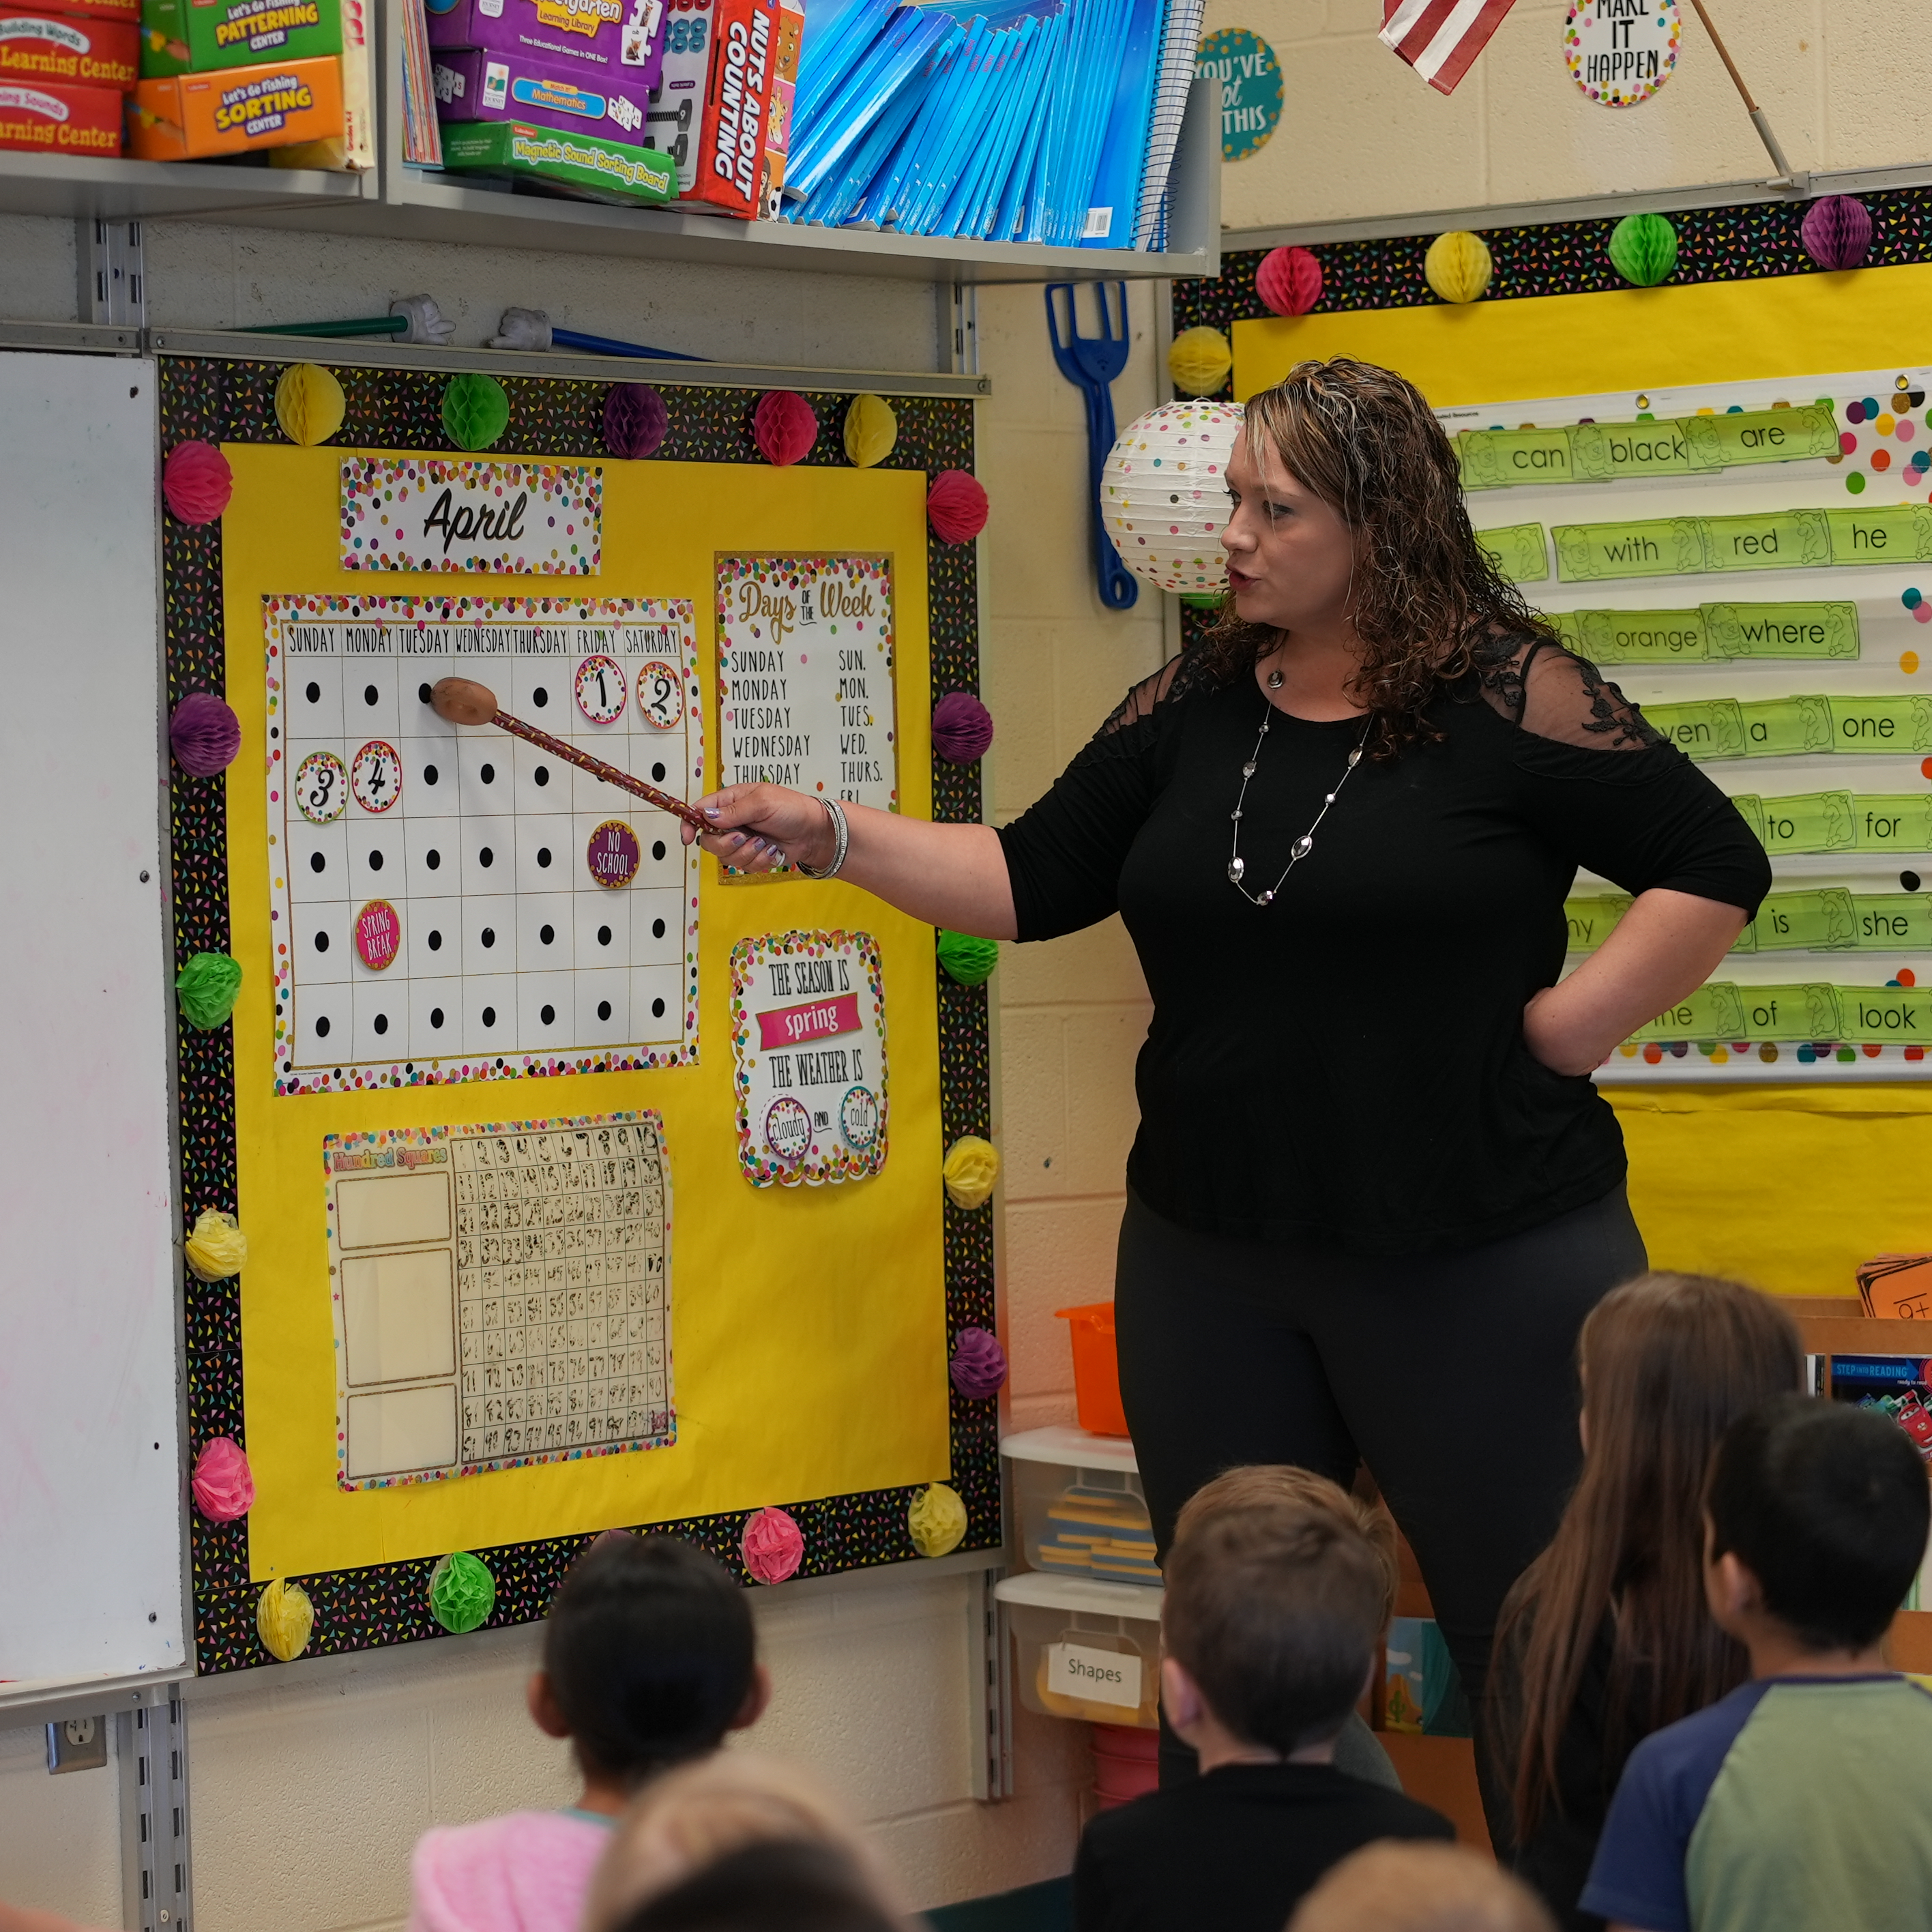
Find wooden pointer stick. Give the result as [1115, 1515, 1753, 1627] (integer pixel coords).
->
[429, 677, 712, 832]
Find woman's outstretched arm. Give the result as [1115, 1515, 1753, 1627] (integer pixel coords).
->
[682, 782, 1019, 939]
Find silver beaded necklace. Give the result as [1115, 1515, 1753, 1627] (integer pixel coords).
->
[1226, 669, 1372, 907]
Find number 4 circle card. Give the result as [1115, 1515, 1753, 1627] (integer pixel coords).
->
[729, 930, 888, 1187]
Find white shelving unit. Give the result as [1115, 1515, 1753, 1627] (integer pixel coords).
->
[0, 3, 1220, 287]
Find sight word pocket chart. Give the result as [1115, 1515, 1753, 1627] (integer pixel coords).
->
[326, 1113, 673, 1489]
[729, 929, 888, 1186]
[1445, 364, 1932, 1081]
[265, 596, 702, 1096]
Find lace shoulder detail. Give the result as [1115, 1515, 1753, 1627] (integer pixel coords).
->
[1470, 634, 1663, 751]
[1096, 647, 1232, 737]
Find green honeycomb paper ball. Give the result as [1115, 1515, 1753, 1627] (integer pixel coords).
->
[428, 1551, 496, 1633]
[175, 951, 242, 1031]
[937, 928, 999, 986]
[442, 372, 510, 452]
[1607, 212, 1678, 288]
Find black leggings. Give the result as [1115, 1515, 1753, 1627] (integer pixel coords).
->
[1115, 1186, 1647, 1814]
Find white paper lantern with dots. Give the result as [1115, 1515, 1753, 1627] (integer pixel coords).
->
[1101, 400, 1244, 593]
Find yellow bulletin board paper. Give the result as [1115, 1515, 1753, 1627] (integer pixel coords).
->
[1609, 1085, 1932, 1298]
[223, 445, 949, 1581]
[1232, 263, 1932, 410]
[1234, 264, 1932, 1293]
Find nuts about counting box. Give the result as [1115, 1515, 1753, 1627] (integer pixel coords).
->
[138, 0, 340, 77]
[437, 115, 675, 204]
[0, 15, 138, 91]
[127, 52, 340, 154]
[432, 44, 652, 140]
[0, 75, 119, 148]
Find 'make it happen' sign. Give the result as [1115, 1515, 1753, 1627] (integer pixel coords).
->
[340, 457, 602, 574]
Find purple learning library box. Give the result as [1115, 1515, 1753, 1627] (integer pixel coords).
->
[425, 0, 664, 89]
[433, 45, 656, 136]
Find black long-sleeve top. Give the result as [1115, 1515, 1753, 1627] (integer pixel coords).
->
[995, 637, 1770, 1255]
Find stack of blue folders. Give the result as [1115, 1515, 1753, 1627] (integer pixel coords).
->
[1033, 1482, 1163, 1584]
[779, 0, 1206, 248]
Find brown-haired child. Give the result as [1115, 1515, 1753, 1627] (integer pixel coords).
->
[1074, 1475, 1451, 1932]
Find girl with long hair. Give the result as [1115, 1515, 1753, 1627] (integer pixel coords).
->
[683, 357, 1770, 1808]
[1493, 1271, 1802, 1927]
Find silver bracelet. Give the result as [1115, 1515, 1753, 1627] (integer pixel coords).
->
[793, 796, 850, 879]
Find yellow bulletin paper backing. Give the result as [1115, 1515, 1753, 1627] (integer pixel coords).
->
[1236, 262, 1932, 1298]
[222, 445, 950, 1581]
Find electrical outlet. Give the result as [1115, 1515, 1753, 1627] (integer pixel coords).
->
[46, 1714, 108, 1774]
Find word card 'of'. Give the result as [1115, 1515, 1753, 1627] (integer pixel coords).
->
[265, 595, 701, 1096]
[715, 555, 896, 813]
[729, 930, 888, 1186]
[327, 1112, 672, 1489]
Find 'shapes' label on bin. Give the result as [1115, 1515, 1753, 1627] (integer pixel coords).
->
[1045, 1641, 1141, 1708]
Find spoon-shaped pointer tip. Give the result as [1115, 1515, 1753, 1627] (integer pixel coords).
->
[430, 676, 499, 726]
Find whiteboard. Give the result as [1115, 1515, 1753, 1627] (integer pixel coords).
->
[0, 351, 185, 1686]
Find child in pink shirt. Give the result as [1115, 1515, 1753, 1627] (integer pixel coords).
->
[408, 1534, 770, 1932]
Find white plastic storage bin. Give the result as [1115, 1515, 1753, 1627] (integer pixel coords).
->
[995, 1570, 1165, 1731]
[1001, 1424, 1158, 1587]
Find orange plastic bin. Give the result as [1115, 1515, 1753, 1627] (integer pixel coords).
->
[1055, 1302, 1130, 1437]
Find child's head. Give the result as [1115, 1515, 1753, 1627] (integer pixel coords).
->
[1287, 1842, 1557, 1932]
[531, 1533, 765, 1788]
[1705, 1392, 1930, 1655]
[583, 1753, 905, 1932]
[1162, 1482, 1385, 1757]
[1500, 1272, 1800, 1836]
[1175, 1465, 1397, 1628]
[606, 1841, 904, 1932]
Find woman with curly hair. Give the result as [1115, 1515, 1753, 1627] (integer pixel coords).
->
[686, 360, 1770, 1813]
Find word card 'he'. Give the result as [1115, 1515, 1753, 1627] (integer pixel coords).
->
[326, 1111, 671, 1489]
[729, 929, 888, 1186]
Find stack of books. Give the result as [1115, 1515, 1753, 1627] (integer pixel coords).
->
[778, 0, 1206, 247]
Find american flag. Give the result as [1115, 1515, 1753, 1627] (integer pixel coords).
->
[1379, 0, 1519, 95]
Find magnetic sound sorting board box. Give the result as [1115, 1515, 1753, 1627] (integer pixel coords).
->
[166, 360, 997, 1670]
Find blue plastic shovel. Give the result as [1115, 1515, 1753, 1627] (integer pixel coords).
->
[1046, 280, 1139, 611]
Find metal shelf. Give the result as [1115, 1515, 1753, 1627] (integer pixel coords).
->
[0, 149, 373, 222]
[148, 324, 990, 394]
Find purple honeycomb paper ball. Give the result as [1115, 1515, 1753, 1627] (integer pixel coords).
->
[170, 692, 241, 776]
[603, 383, 669, 459]
[932, 692, 994, 764]
[949, 1326, 1008, 1399]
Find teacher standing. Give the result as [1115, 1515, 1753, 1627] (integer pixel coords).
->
[686, 357, 1770, 1797]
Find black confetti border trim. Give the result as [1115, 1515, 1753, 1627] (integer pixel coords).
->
[1173, 186, 1932, 400]
[160, 357, 995, 1675]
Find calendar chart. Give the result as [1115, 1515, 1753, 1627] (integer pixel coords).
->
[266, 596, 703, 1096]
[327, 1112, 673, 1490]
